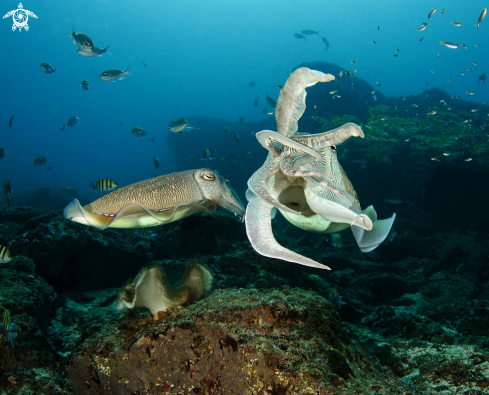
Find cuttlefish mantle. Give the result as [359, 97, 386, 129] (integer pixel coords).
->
[64, 169, 245, 230]
[245, 67, 396, 270]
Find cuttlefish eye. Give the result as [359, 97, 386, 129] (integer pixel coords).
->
[202, 173, 215, 181]
[330, 145, 337, 152]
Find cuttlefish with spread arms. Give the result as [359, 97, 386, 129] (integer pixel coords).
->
[245, 67, 396, 270]
[64, 169, 245, 229]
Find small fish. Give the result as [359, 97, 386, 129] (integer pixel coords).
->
[153, 156, 159, 169]
[421, 22, 430, 27]
[239, 116, 244, 125]
[131, 126, 147, 137]
[301, 29, 320, 36]
[0, 148, 6, 160]
[3, 180, 11, 195]
[1, 310, 19, 347]
[294, 33, 306, 41]
[234, 133, 240, 142]
[70, 26, 93, 52]
[372, 39, 377, 44]
[441, 8, 445, 14]
[427, 111, 436, 115]
[462, 43, 469, 49]
[168, 118, 189, 133]
[0, 245, 10, 263]
[67, 116, 79, 127]
[33, 156, 48, 166]
[119, 121, 123, 127]
[476, 7, 487, 30]
[134, 228, 156, 239]
[460, 71, 465, 76]
[46, 166, 52, 171]
[479, 73, 486, 83]
[428, 7, 437, 19]
[471, 109, 479, 112]
[321, 36, 329, 49]
[419, 36, 425, 41]
[383, 197, 403, 204]
[329, 288, 346, 310]
[443, 153, 450, 156]
[266, 93, 276, 108]
[378, 24, 380, 30]
[249, 80, 255, 87]
[253, 94, 259, 107]
[350, 60, 358, 64]
[53, 221, 65, 240]
[202, 149, 215, 162]
[40, 62, 56, 73]
[451, 21, 462, 26]
[464, 158, 472, 162]
[437, 52, 440, 59]
[417, 26, 426, 31]
[393, 53, 399, 57]
[142, 61, 147, 67]
[376, 81, 382, 86]
[338, 70, 343, 81]
[8, 115, 13, 128]
[472, 60, 477, 65]
[59, 123, 66, 131]
[90, 179, 118, 192]
[76, 45, 109, 57]
[412, 104, 418, 107]
[222, 126, 230, 134]
[440, 41, 458, 49]
[431, 158, 440, 161]
[330, 233, 343, 248]
[475, 44, 481, 47]
[329, 90, 337, 94]
[80, 80, 89, 90]
[99, 68, 130, 82]
[276, 84, 283, 89]
[148, 136, 154, 143]
[396, 47, 400, 52]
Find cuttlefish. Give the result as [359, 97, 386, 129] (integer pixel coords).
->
[64, 169, 245, 229]
[245, 67, 396, 270]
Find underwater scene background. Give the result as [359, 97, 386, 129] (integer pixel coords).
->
[1, 0, 489, 394]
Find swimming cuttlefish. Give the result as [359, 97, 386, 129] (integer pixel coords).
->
[63, 169, 245, 229]
[245, 67, 396, 270]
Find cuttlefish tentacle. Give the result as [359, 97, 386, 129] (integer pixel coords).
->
[275, 67, 335, 137]
[245, 196, 330, 270]
[305, 176, 355, 207]
[292, 123, 365, 150]
[64, 168, 245, 229]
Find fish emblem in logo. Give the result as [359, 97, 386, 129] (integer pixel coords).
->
[3, 3, 37, 32]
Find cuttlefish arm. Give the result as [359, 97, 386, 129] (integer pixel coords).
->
[248, 154, 300, 215]
[304, 188, 372, 230]
[350, 204, 396, 253]
[245, 196, 330, 270]
[292, 123, 365, 150]
[275, 67, 335, 137]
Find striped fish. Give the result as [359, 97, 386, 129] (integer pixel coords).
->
[90, 179, 118, 192]
[134, 228, 156, 239]
[34, 156, 48, 166]
[67, 116, 79, 127]
[131, 126, 147, 137]
[0, 245, 11, 263]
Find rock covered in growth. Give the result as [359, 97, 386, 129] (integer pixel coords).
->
[70, 288, 413, 394]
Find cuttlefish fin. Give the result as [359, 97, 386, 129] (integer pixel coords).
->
[350, 205, 396, 253]
[245, 197, 330, 270]
[64, 199, 114, 230]
[304, 189, 372, 230]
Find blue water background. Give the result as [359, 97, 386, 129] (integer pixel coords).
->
[1, 0, 487, 198]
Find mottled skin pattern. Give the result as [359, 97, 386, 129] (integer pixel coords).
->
[86, 170, 201, 214]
